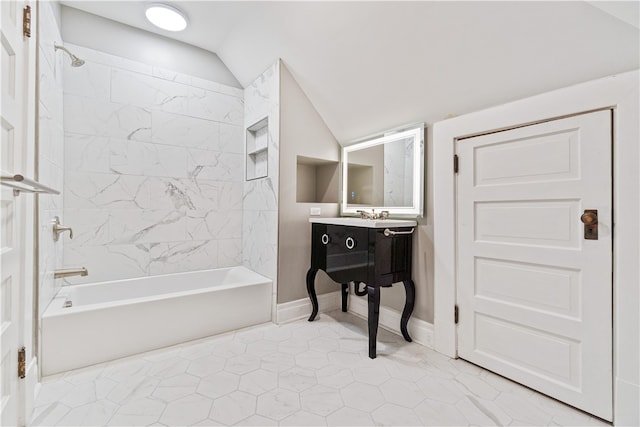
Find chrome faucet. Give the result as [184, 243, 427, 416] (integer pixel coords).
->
[54, 267, 88, 279]
[357, 209, 373, 219]
[356, 209, 390, 220]
[52, 216, 73, 241]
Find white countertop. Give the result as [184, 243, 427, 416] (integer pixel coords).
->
[309, 217, 417, 228]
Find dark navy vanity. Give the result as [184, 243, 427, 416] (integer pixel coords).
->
[306, 217, 417, 358]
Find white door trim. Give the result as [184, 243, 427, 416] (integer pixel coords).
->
[433, 70, 639, 426]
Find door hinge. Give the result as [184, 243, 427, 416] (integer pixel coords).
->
[23, 5, 32, 38]
[18, 346, 26, 379]
[453, 154, 459, 174]
[454, 305, 459, 324]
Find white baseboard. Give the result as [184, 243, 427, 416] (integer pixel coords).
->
[276, 291, 341, 324]
[276, 291, 434, 349]
[348, 295, 434, 349]
[615, 378, 640, 426]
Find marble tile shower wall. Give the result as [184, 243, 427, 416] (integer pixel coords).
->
[243, 63, 280, 308]
[62, 44, 245, 284]
[38, 2, 65, 315]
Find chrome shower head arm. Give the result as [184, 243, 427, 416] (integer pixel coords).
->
[54, 43, 72, 56]
[54, 43, 85, 67]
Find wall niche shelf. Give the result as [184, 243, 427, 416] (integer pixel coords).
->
[246, 117, 269, 181]
[296, 156, 339, 203]
[247, 147, 268, 156]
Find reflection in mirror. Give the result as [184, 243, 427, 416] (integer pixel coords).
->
[342, 125, 424, 217]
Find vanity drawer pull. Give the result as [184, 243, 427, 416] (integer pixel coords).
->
[345, 237, 356, 250]
[321, 234, 330, 245]
[383, 228, 415, 237]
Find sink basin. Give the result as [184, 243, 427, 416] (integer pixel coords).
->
[309, 217, 417, 228]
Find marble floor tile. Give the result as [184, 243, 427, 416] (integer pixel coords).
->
[255, 389, 300, 421]
[372, 403, 424, 426]
[187, 354, 226, 378]
[278, 366, 317, 392]
[151, 373, 199, 402]
[56, 400, 119, 426]
[379, 378, 424, 408]
[326, 406, 374, 426]
[280, 410, 327, 426]
[340, 382, 385, 412]
[197, 371, 240, 399]
[316, 365, 355, 389]
[209, 390, 256, 425]
[32, 311, 610, 427]
[260, 352, 296, 373]
[235, 414, 278, 426]
[238, 369, 278, 395]
[158, 394, 213, 426]
[106, 397, 166, 426]
[300, 384, 344, 416]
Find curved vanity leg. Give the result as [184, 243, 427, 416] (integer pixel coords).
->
[306, 268, 319, 321]
[400, 279, 415, 342]
[367, 285, 381, 359]
[341, 283, 349, 312]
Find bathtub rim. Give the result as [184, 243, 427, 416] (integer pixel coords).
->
[44, 266, 272, 318]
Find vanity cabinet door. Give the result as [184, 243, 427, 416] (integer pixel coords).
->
[373, 228, 413, 286]
[311, 224, 370, 283]
[311, 223, 329, 270]
[326, 226, 369, 281]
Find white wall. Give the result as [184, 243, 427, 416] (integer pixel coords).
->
[218, 1, 639, 143]
[60, 5, 241, 89]
[278, 62, 340, 304]
[277, 63, 436, 324]
[374, 128, 433, 323]
[61, 44, 245, 284]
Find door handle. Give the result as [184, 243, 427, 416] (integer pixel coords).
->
[581, 209, 598, 240]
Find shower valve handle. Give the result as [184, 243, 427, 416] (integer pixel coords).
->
[52, 216, 73, 241]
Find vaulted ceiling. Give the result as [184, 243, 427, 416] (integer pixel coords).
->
[61, 1, 639, 142]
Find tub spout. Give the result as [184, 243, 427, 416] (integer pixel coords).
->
[54, 267, 88, 279]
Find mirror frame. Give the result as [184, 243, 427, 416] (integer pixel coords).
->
[341, 125, 424, 217]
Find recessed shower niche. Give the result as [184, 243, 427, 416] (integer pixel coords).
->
[246, 117, 269, 180]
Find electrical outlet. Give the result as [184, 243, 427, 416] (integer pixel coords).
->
[310, 207, 321, 216]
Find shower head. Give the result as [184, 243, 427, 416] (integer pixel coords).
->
[54, 43, 85, 67]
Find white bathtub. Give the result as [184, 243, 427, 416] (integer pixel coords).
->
[41, 266, 272, 376]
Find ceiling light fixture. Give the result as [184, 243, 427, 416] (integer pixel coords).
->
[145, 3, 188, 32]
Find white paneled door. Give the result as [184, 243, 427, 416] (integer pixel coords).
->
[1, 1, 31, 425]
[456, 110, 612, 421]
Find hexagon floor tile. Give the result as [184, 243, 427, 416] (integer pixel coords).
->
[32, 311, 608, 426]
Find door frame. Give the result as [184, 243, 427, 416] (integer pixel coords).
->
[433, 70, 639, 425]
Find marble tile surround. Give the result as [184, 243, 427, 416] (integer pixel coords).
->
[61, 44, 244, 284]
[38, 1, 65, 316]
[32, 311, 607, 427]
[243, 63, 280, 312]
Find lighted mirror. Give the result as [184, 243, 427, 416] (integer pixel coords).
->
[341, 125, 424, 217]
